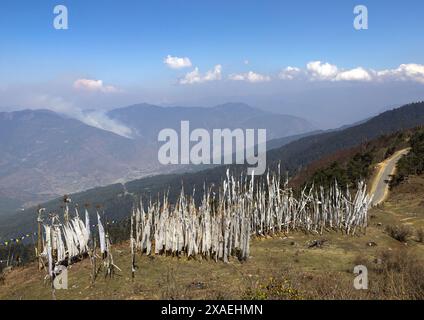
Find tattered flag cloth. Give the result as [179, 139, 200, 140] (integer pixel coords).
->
[47, 246, 53, 277]
[40, 213, 91, 266]
[132, 168, 372, 262]
[85, 209, 91, 242]
[97, 213, 106, 254]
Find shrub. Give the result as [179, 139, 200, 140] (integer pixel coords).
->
[385, 224, 413, 242]
[390, 129, 424, 188]
[243, 276, 303, 300]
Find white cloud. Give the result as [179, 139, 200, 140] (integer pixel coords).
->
[229, 71, 271, 83]
[244, 59, 249, 65]
[174, 60, 424, 85]
[306, 61, 339, 80]
[73, 79, 119, 93]
[377, 64, 424, 84]
[164, 55, 192, 69]
[179, 65, 222, 84]
[179, 68, 202, 84]
[177, 61, 424, 85]
[278, 61, 424, 84]
[305, 61, 372, 82]
[228, 74, 245, 81]
[279, 66, 302, 80]
[306, 61, 372, 82]
[204, 65, 222, 81]
[335, 67, 372, 81]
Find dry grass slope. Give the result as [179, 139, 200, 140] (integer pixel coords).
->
[1, 176, 423, 300]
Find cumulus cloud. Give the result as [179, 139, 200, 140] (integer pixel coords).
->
[163, 55, 192, 69]
[335, 67, 372, 81]
[228, 71, 271, 83]
[173, 59, 424, 85]
[278, 61, 424, 84]
[73, 79, 120, 93]
[305, 61, 373, 82]
[179, 65, 222, 84]
[377, 64, 424, 84]
[306, 61, 339, 80]
[279, 66, 302, 80]
[179, 68, 202, 84]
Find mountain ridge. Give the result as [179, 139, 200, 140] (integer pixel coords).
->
[1, 101, 423, 239]
[107, 102, 316, 141]
[0, 103, 315, 215]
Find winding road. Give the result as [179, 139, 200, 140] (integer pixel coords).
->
[369, 148, 410, 206]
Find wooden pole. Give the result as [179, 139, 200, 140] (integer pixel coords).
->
[91, 235, 97, 286]
[37, 207, 44, 270]
[131, 210, 136, 280]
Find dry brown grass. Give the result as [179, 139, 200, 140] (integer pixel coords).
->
[241, 265, 368, 300]
[0, 272, 5, 286]
[371, 249, 424, 300]
[1, 176, 423, 300]
[416, 228, 424, 243]
[242, 248, 424, 300]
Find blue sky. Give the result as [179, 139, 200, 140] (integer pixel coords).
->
[1, 0, 424, 128]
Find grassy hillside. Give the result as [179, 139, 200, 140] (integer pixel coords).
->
[1, 175, 423, 300]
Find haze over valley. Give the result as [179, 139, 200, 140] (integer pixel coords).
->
[0, 102, 316, 214]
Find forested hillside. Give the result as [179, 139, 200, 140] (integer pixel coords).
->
[1, 102, 423, 240]
[390, 129, 424, 187]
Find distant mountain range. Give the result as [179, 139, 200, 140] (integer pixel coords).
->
[0, 109, 158, 209]
[1, 101, 423, 240]
[0, 103, 316, 214]
[108, 103, 315, 141]
[265, 101, 424, 172]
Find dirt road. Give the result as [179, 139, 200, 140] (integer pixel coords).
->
[370, 148, 410, 206]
